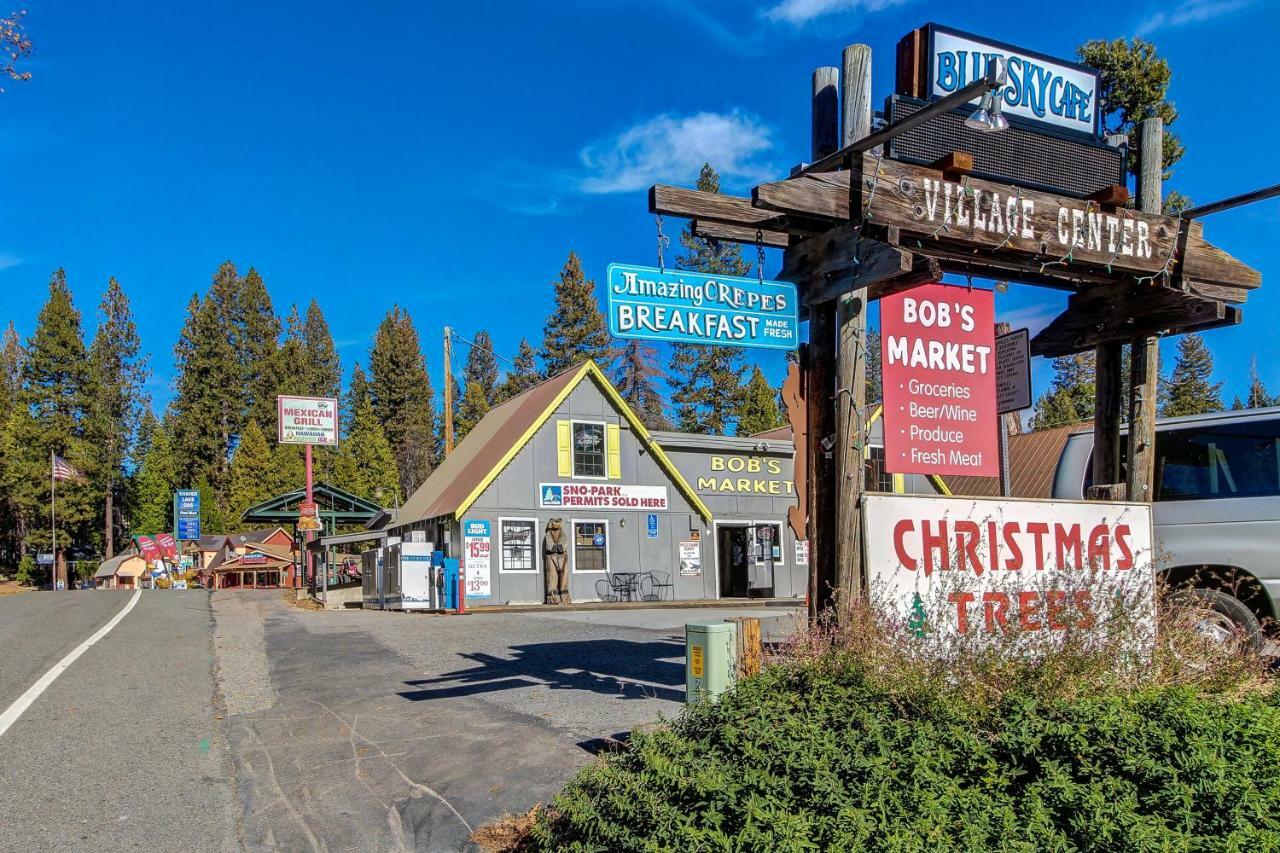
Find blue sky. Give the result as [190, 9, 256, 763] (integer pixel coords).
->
[0, 0, 1277, 416]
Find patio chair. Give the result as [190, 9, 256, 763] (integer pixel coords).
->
[595, 578, 619, 602]
[641, 571, 674, 601]
[607, 573, 639, 602]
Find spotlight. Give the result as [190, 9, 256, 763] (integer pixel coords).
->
[965, 91, 995, 131]
[986, 93, 1009, 132]
[995, 280, 1009, 293]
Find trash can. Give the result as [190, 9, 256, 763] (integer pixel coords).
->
[685, 621, 737, 702]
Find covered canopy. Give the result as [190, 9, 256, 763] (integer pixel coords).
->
[240, 482, 385, 534]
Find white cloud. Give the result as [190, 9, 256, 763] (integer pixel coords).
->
[761, 0, 905, 26]
[1137, 0, 1252, 35]
[0, 253, 22, 272]
[578, 111, 774, 194]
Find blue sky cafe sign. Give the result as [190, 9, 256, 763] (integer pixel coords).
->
[607, 263, 799, 351]
[926, 24, 1100, 138]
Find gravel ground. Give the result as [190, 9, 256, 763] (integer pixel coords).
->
[212, 590, 278, 716]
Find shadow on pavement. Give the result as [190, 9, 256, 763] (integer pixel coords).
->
[398, 638, 687, 704]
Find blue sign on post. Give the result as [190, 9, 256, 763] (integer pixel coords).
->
[607, 264, 799, 351]
[175, 489, 201, 541]
[647, 513, 658, 539]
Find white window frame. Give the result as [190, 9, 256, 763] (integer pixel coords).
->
[752, 520, 784, 565]
[570, 419, 609, 480]
[497, 517, 539, 574]
[570, 518, 610, 574]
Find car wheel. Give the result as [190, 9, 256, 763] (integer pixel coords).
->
[1167, 588, 1263, 654]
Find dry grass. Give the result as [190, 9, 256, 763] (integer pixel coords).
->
[471, 805, 543, 852]
[0, 579, 34, 596]
[282, 589, 325, 611]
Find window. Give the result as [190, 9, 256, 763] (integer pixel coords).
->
[752, 522, 782, 563]
[1155, 419, 1280, 501]
[500, 519, 536, 572]
[573, 521, 608, 572]
[865, 446, 894, 492]
[573, 422, 607, 478]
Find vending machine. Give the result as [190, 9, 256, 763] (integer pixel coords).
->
[399, 541, 437, 610]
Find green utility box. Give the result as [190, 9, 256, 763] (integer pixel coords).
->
[686, 621, 737, 702]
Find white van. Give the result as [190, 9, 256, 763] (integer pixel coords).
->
[1051, 407, 1280, 646]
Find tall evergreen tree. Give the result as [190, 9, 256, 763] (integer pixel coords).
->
[613, 340, 670, 431]
[496, 337, 542, 402]
[273, 305, 308, 398]
[234, 267, 282, 431]
[226, 420, 275, 529]
[1030, 352, 1096, 430]
[736, 366, 784, 437]
[171, 277, 240, 490]
[344, 363, 372, 429]
[1235, 357, 1275, 410]
[129, 412, 178, 535]
[1077, 38, 1183, 175]
[301, 299, 341, 400]
[86, 278, 149, 557]
[0, 320, 22, 409]
[463, 329, 499, 403]
[541, 251, 613, 375]
[669, 165, 750, 435]
[369, 306, 437, 494]
[10, 270, 96, 558]
[1160, 333, 1223, 417]
[454, 380, 490, 442]
[334, 390, 399, 502]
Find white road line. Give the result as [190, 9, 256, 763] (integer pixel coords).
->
[0, 589, 143, 738]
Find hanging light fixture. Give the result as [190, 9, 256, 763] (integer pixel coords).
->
[964, 57, 1010, 133]
[986, 91, 1009, 132]
[965, 91, 995, 131]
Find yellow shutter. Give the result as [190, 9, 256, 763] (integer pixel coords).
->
[556, 420, 572, 476]
[606, 423, 621, 479]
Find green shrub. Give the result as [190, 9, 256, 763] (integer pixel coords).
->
[15, 553, 44, 587]
[530, 662, 1280, 852]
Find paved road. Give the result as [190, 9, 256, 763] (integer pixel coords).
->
[0, 588, 801, 851]
[0, 590, 237, 851]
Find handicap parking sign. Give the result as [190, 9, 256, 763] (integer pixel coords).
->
[647, 513, 658, 538]
[540, 484, 563, 507]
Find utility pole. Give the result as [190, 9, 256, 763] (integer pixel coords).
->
[1127, 117, 1164, 501]
[443, 327, 455, 456]
[834, 44, 872, 604]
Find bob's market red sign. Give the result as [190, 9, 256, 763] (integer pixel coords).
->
[863, 493, 1154, 639]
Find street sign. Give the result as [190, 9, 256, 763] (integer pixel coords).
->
[177, 518, 201, 540]
[996, 328, 1032, 414]
[881, 282, 997, 477]
[607, 263, 799, 351]
[277, 396, 339, 446]
[175, 489, 201, 541]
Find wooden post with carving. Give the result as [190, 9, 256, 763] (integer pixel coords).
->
[834, 44, 872, 604]
[1128, 117, 1164, 502]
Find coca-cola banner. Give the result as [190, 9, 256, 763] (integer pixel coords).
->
[863, 493, 1154, 641]
[881, 283, 997, 477]
[135, 535, 162, 563]
[156, 533, 177, 559]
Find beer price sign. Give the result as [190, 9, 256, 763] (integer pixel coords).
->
[881, 283, 997, 477]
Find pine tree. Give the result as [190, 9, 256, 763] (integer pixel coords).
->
[1029, 352, 1096, 430]
[227, 420, 274, 528]
[736, 366, 784, 436]
[542, 251, 613, 375]
[344, 363, 371, 429]
[1242, 357, 1274, 409]
[86, 278, 149, 557]
[454, 380, 490, 442]
[171, 278, 240, 490]
[334, 390, 399, 502]
[273, 305, 309, 398]
[10, 270, 96, 556]
[463, 329, 499, 403]
[496, 338, 542, 402]
[0, 320, 22, 409]
[301, 299, 341, 400]
[234, 267, 283, 431]
[129, 411, 177, 535]
[369, 306, 437, 494]
[1160, 333, 1223, 416]
[1077, 38, 1183, 174]
[0, 322, 24, 567]
[669, 164, 750, 435]
[613, 340, 670, 431]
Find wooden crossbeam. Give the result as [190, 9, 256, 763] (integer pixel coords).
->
[649, 184, 787, 230]
[1031, 284, 1239, 357]
[690, 220, 790, 249]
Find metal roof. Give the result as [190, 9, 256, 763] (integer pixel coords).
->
[241, 483, 384, 524]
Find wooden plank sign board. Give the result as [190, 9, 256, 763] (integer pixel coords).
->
[860, 158, 1174, 276]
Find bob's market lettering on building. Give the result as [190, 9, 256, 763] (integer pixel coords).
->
[864, 494, 1155, 641]
[926, 25, 1100, 137]
[539, 483, 669, 510]
[695, 455, 795, 495]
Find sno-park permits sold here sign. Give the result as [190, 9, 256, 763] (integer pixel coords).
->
[607, 264, 798, 352]
[540, 483, 669, 510]
[277, 395, 339, 446]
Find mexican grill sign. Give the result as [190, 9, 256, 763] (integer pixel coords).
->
[277, 395, 339, 446]
[863, 494, 1155, 641]
[881, 283, 997, 477]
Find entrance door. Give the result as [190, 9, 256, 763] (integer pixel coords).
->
[717, 526, 750, 598]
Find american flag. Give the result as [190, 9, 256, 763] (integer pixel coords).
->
[52, 455, 85, 482]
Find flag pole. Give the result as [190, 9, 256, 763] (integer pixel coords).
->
[50, 449, 56, 592]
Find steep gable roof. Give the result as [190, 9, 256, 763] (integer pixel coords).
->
[397, 361, 712, 526]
